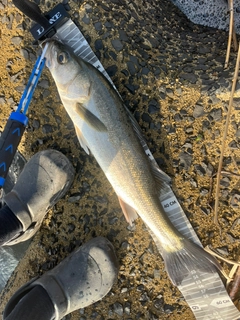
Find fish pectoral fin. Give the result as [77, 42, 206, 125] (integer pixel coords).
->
[118, 196, 138, 226]
[74, 125, 90, 154]
[161, 238, 222, 286]
[75, 102, 107, 132]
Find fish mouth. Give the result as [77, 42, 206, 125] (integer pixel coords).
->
[40, 38, 64, 48]
[39, 39, 56, 68]
[39, 38, 50, 49]
[40, 38, 56, 50]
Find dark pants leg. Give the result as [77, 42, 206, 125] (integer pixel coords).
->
[0, 205, 22, 246]
[5, 285, 55, 320]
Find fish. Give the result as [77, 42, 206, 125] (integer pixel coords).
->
[44, 39, 221, 286]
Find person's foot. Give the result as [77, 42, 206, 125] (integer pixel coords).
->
[3, 237, 119, 320]
[3, 149, 75, 245]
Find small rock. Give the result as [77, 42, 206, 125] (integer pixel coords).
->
[111, 39, 123, 51]
[108, 216, 118, 225]
[38, 79, 49, 89]
[32, 119, 40, 129]
[124, 83, 136, 94]
[121, 241, 130, 250]
[154, 269, 161, 279]
[179, 151, 192, 170]
[112, 302, 123, 316]
[180, 73, 197, 84]
[220, 177, 230, 187]
[166, 88, 174, 98]
[93, 195, 108, 203]
[193, 104, 205, 118]
[68, 194, 81, 203]
[127, 61, 138, 75]
[216, 247, 229, 256]
[82, 15, 90, 24]
[142, 67, 150, 75]
[194, 164, 206, 176]
[148, 104, 159, 114]
[94, 39, 103, 50]
[42, 89, 51, 98]
[209, 108, 222, 121]
[206, 163, 214, 176]
[0, 97, 6, 105]
[84, 4, 92, 12]
[73, 12, 79, 19]
[20, 48, 29, 59]
[185, 127, 193, 134]
[124, 303, 131, 315]
[121, 69, 129, 76]
[141, 113, 152, 123]
[42, 124, 53, 134]
[94, 21, 102, 32]
[153, 297, 164, 310]
[230, 194, 240, 208]
[109, 50, 117, 61]
[119, 29, 129, 42]
[106, 65, 118, 77]
[164, 304, 174, 314]
[229, 140, 238, 149]
[236, 129, 240, 138]
[190, 178, 197, 188]
[11, 36, 23, 45]
[200, 188, 209, 196]
[105, 21, 113, 28]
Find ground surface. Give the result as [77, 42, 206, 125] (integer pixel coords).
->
[0, 0, 240, 319]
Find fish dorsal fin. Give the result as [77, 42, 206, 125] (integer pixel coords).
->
[151, 166, 171, 195]
[75, 102, 107, 132]
[74, 125, 90, 154]
[124, 104, 171, 186]
[151, 165, 171, 189]
[118, 196, 138, 226]
[124, 105, 148, 148]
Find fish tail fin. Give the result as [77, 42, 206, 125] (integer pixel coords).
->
[160, 238, 221, 286]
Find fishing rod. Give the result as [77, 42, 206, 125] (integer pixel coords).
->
[0, 44, 48, 188]
[0, 0, 71, 189]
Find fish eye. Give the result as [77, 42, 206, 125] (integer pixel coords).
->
[57, 51, 69, 64]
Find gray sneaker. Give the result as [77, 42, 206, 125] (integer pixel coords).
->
[3, 149, 75, 245]
[3, 237, 119, 320]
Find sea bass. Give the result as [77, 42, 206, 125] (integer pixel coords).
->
[45, 40, 220, 285]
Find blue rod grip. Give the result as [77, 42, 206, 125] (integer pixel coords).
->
[0, 113, 28, 187]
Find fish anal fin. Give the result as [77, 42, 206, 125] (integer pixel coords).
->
[75, 102, 107, 132]
[74, 125, 90, 154]
[118, 197, 138, 226]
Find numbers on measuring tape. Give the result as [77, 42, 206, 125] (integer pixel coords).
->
[164, 200, 176, 208]
[210, 298, 232, 308]
[161, 197, 178, 212]
[191, 305, 201, 311]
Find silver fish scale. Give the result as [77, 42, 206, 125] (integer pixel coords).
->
[53, 19, 240, 320]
